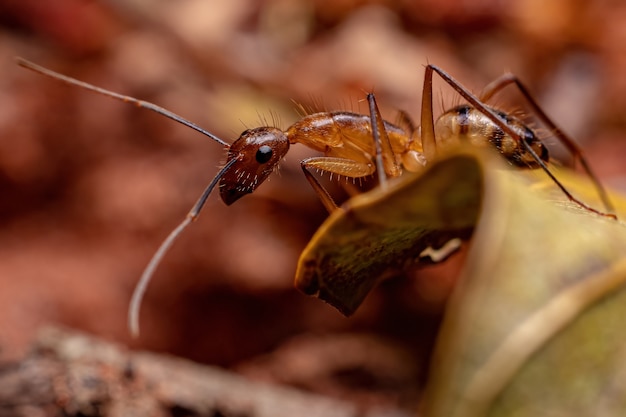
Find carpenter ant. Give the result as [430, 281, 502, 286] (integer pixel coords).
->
[16, 57, 615, 336]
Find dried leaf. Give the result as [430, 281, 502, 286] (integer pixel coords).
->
[295, 149, 626, 415]
[295, 151, 481, 315]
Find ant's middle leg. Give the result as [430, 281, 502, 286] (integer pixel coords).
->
[366, 93, 402, 188]
[395, 109, 418, 137]
[478, 73, 615, 216]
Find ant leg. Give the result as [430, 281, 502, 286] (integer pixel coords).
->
[301, 157, 376, 213]
[478, 73, 516, 103]
[478, 73, 615, 216]
[423, 65, 616, 219]
[366, 93, 401, 189]
[301, 164, 339, 213]
[395, 109, 417, 136]
[395, 109, 427, 172]
[421, 66, 438, 162]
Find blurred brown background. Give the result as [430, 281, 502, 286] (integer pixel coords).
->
[1, 0, 626, 412]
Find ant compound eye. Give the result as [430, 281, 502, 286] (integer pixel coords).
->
[256, 145, 273, 164]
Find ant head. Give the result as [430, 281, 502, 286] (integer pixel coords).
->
[219, 127, 290, 205]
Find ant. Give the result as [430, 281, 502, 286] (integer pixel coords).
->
[16, 57, 615, 336]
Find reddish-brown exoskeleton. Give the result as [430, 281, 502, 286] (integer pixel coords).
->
[16, 57, 615, 336]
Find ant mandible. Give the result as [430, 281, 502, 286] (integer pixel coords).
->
[16, 57, 616, 337]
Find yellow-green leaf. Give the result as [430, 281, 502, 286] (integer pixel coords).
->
[423, 154, 626, 417]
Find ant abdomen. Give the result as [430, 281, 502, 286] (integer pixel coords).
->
[219, 127, 290, 205]
[435, 104, 549, 168]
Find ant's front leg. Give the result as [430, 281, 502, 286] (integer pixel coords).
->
[300, 157, 375, 213]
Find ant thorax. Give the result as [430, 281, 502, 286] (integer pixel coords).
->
[285, 111, 425, 174]
[434, 104, 549, 168]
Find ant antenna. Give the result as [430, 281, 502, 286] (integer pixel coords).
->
[128, 157, 239, 337]
[14, 57, 241, 335]
[15, 57, 230, 147]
